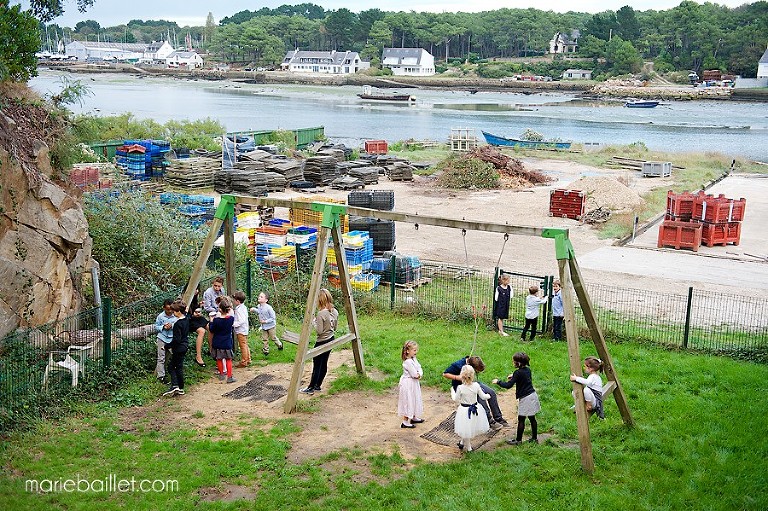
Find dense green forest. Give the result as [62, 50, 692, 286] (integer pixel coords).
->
[28, 1, 768, 78]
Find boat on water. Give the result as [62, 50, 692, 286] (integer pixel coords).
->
[624, 100, 660, 108]
[357, 85, 415, 103]
[481, 131, 572, 149]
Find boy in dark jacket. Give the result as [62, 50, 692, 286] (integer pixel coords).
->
[163, 300, 189, 397]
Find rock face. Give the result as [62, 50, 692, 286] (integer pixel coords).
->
[0, 101, 91, 339]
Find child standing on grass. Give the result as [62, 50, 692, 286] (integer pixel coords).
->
[209, 297, 236, 383]
[522, 285, 548, 342]
[231, 291, 251, 367]
[551, 280, 564, 341]
[493, 273, 513, 337]
[163, 300, 189, 397]
[300, 289, 338, 395]
[397, 340, 424, 429]
[252, 291, 283, 357]
[453, 365, 491, 453]
[492, 352, 541, 445]
[570, 356, 605, 419]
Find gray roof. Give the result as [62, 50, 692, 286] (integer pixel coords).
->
[760, 47, 768, 64]
[382, 48, 428, 65]
[168, 51, 200, 59]
[69, 41, 146, 51]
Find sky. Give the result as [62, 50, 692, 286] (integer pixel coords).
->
[15, 0, 755, 28]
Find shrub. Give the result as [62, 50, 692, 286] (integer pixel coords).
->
[436, 154, 499, 189]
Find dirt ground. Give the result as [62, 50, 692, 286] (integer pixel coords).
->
[121, 350, 526, 479]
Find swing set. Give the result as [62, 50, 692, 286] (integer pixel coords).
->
[182, 194, 634, 474]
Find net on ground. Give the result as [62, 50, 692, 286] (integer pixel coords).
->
[222, 373, 286, 403]
[420, 411, 501, 448]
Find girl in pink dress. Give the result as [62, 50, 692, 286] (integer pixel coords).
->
[397, 340, 424, 429]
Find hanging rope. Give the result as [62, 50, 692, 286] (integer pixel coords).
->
[462, 229, 481, 357]
[496, 233, 510, 269]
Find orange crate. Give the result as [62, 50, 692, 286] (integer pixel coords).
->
[657, 220, 701, 251]
[364, 140, 388, 154]
[700, 221, 741, 247]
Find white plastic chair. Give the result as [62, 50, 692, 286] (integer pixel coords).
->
[42, 344, 93, 389]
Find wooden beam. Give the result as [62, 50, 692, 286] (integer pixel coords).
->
[303, 333, 357, 362]
[602, 380, 617, 397]
[330, 223, 365, 375]
[231, 195, 547, 237]
[568, 257, 635, 427]
[559, 258, 595, 474]
[223, 214, 236, 295]
[182, 216, 224, 307]
[281, 331, 300, 345]
[284, 225, 331, 414]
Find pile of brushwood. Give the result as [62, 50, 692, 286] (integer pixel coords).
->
[436, 146, 553, 189]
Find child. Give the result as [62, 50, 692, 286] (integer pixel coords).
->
[163, 300, 189, 397]
[551, 280, 564, 341]
[231, 291, 251, 367]
[570, 356, 605, 419]
[493, 273, 513, 337]
[492, 352, 541, 445]
[397, 340, 424, 429]
[154, 299, 177, 382]
[187, 288, 208, 367]
[209, 296, 236, 383]
[203, 276, 225, 353]
[252, 291, 283, 357]
[300, 289, 338, 394]
[521, 285, 548, 342]
[453, 365, 491, 453]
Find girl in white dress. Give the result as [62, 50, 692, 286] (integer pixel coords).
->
[397, 340, 424, 428]
[570, 356, 605, 419]
[453, 365, 490, 452]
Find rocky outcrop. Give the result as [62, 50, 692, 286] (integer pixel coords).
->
[0, 92, 92, 339]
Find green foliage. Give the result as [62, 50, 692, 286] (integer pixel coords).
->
[82, 191, 206, 304]
[71, 113, 224, 150]
[0, 4, 40, 82]
[435, 154, 499, 189]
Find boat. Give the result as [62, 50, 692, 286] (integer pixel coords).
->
[624, 100, 660, 108]
[357, 85, 415, 103]
[481, 131, 572, 150]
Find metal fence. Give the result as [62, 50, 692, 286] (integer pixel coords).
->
[1, 258, 766, 431]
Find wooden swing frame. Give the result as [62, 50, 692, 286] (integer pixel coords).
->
[182, 195, 634, 474]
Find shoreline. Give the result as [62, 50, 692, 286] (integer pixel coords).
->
[40, 62, 763, 102]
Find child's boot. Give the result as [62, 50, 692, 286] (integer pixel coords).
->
[275, 338, 284, 350]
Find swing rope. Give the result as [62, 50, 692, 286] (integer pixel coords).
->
[462, 229, 481, 357]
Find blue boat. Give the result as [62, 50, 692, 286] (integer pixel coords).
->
[624, 100, 659, 108]
[481, 131, 572, 150]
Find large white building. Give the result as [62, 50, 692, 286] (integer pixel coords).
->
[549, 31, 579, 54]
[758, 47, 768, 79]
[381, 48, 435, 76]
[65, 40, 174, 62]
[166, 51, 204, 69]
[281, 50, 369, 74]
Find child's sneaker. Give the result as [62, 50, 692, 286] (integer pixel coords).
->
[506, 439, 522, 445]
[275, 339, 284, 350]
[217, 373, 226, 381]
[162, 386, 179, 397]
[299, 387, 314, 394]
[176, 388, 185, 396]
[226, 376, 237, 383]
[527, 437, 538, 444]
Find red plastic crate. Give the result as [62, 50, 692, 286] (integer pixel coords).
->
[549, 189, 586, 220]
[699, 221, 741, 247]
[364, 140, 388, 154]
[666, 190, 703, 221]
[657, 220, 701, 251]
[693, 194, 746, 223]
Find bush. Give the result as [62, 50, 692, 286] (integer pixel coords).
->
[83, 191, 207, 305]
[436, 154, 499, 189]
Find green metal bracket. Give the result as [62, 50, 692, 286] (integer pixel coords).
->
[214, 194, 236, 221]
[541, 228, 575, 260]
[310, 202, 347, 229]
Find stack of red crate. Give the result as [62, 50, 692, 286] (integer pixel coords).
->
[692, 193, 745, 247]
[549, 189, 586, 220]
[659, 191, 746, 250]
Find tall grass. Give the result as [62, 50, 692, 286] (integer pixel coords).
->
[1, 313, 766, 510]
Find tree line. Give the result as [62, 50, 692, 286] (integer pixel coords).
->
[3, 1, 768, 82]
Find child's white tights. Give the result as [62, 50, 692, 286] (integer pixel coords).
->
[462, 438, 472, 452]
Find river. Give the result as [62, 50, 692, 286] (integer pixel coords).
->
[30, 69, 768, 161]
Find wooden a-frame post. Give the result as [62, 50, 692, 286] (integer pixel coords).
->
[283, 202, 365, 413]
[543, 228, 634, 474]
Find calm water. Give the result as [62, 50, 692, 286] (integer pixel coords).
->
[30, 70, 768, 161]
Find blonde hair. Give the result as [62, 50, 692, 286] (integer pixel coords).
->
[401, 340, 418, 361]
[460, 364, 476, 385]
[318, 288, 335, 311]
[499, 273, 511, 284]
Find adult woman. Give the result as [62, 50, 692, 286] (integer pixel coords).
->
[299, 288, 338, 394]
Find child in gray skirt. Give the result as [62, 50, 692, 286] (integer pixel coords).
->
[492, 352, 541, 445]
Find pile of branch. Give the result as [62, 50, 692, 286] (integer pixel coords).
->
[582, 206, 612, 224]
[468, 146, 554, 185]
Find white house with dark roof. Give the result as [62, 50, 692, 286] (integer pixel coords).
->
[381, 48, 435, 76]
[549, 31, 580, 54]
[281, 50, 369, 74]
[166, 51, 204, 69]
[562, 69, 592, 80]
[758, 47, 768, 79]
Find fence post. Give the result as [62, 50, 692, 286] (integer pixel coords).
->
[390, 254, 396, 310]
[102, 297, 112, 368]
[683, 286, 693, 349]
[246, 259, 252, 301]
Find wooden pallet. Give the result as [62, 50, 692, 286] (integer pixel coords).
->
[378, 277, 431, 289]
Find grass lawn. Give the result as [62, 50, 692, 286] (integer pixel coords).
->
[1, 313, 766, 510]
